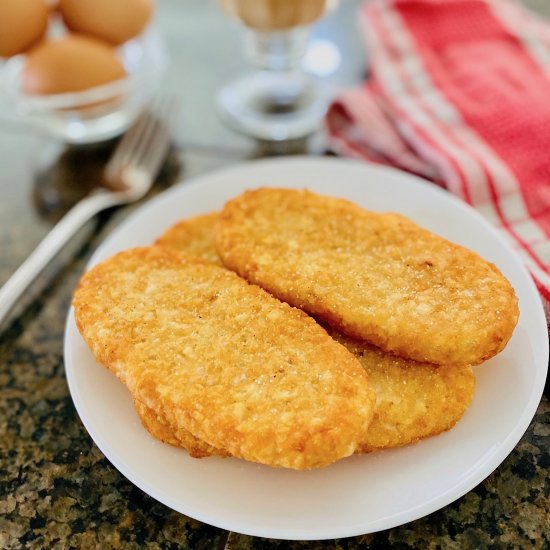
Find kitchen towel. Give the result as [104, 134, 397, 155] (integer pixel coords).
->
[327, 0, 550, 317]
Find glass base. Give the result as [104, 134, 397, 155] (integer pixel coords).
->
[216, 70, 327, 141]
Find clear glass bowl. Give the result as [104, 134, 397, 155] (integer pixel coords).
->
[0, 30, 168, 144]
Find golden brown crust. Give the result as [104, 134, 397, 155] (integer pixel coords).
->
[134, 399, 228, 458]
[330, 330, 476, 452]
[155, 212, 223, 266]
[73, 247, 375, 470]
[215, 188, 519, 367]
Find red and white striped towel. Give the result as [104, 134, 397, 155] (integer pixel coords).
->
[327, 0, 550, 317]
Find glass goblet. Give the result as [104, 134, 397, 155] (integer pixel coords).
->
[217, 0, 338, 141]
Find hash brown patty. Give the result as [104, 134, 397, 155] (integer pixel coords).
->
[215, 188, 519, 367]
[73, 247, 375, 469]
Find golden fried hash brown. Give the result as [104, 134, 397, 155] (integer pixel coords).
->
[73, 247, 375, 469]
[331, 331, 476, 452]
[216, 188, 519, 367]
[156, 212, 223, 266]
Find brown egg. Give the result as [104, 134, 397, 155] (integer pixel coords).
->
[59, 0, 154, 45]
[0, 0, 49, 57]
[22, 34, 127, 95]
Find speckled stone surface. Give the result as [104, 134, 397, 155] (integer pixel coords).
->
[1, 0, 549, 548]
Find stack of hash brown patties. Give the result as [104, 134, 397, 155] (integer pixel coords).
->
[73, 188, 519, 469]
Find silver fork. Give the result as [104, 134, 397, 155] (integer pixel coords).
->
[0, 96, 176, 327]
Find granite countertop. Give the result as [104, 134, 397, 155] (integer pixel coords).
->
[1, 0, 549, 548]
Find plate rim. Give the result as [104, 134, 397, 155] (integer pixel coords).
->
[64, 155, 549, 540]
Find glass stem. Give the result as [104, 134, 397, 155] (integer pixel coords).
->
[244, 27, 311, 71]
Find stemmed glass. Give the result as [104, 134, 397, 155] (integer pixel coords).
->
[217, 0, 338, 141]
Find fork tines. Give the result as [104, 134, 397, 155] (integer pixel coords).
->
[105, 96, 178, 191]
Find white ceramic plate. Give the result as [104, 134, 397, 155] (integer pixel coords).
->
[64, 157, 548, 540]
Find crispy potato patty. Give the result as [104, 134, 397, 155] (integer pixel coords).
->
[215, 188, 519, 367]
[73, 247, 375, 469]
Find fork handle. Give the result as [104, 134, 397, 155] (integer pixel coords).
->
[0, 190, 125, 327]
